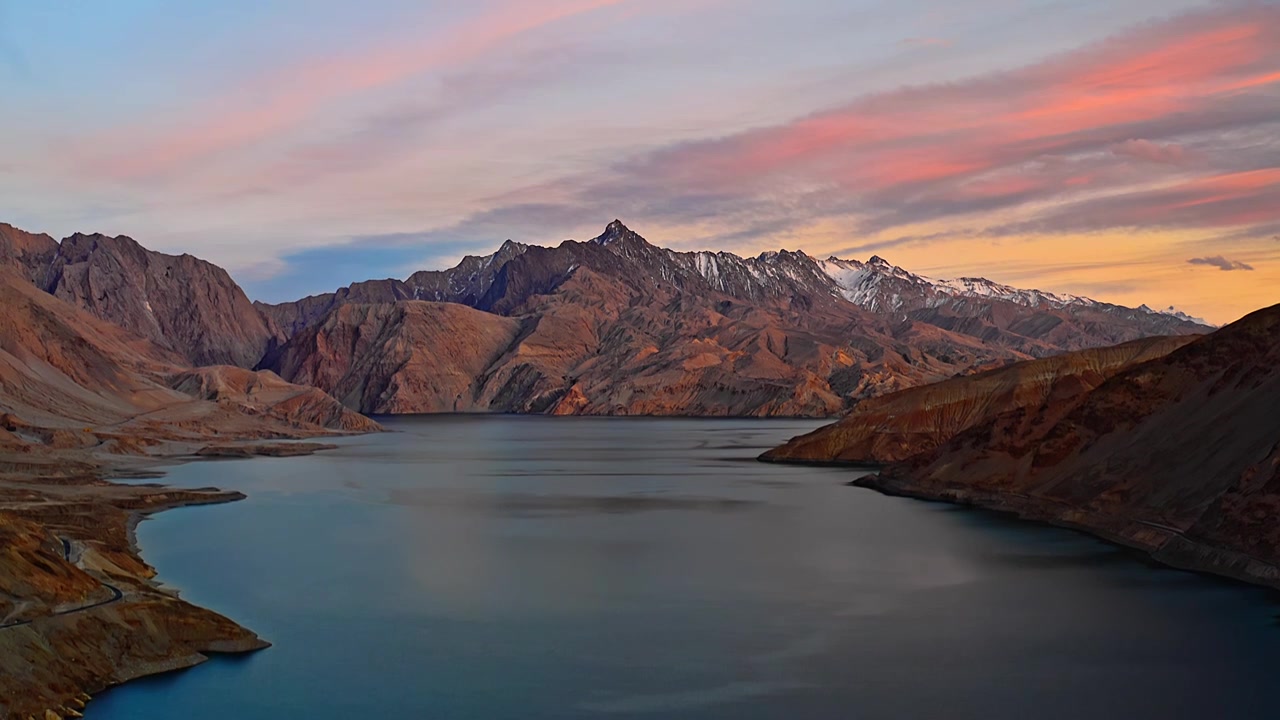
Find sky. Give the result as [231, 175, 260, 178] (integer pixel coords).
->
[1, 0, 1277, 323]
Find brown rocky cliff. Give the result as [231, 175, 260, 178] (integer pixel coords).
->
[1005, 303, 1280, 529]
[0, 267, 190, 428]
[762, 334, 1197, 464]
[40, 232, 280, 368]
[268, 301, 524, 414]
[0, 223, 59, 285]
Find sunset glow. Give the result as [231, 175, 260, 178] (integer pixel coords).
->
[2, 0, 1276, 323]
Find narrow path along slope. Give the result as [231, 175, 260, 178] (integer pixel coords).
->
[0, 537, 124, 631]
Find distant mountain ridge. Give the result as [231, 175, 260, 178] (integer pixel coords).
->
[256, 221, 1208, 415]
[262, 220, 1208, 342]
[2, 219, 1210, 417]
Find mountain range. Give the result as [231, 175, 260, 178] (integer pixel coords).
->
[2, 220, 1208, 418]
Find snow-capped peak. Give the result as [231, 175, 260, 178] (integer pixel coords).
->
[819, 256, 1100, 313]
[1141, 304, 1211, 327]
[814, 256, 1209, 328]
[592, 219, 636, 245]
[818, 256, 928, 312]
[932, 276, 1090, 309]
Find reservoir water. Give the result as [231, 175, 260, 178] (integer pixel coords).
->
[89, 417, 1280, 719]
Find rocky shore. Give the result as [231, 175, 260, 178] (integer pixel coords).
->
[853, 474, 1280, 591]
[764, 304, 1280, 594]
[0, 255, 385, 718]
[0, 441, 347, 720]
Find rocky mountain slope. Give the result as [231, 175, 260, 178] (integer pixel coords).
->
[0, 227, 281, 368]
[168, 365, 382, 433]
[260, 221, 1208, 416]
[761, 334, 1198, 464]
[767, 303, 1280, 588]
[267, 301, 524, 414]
[0, 268, 375, 441]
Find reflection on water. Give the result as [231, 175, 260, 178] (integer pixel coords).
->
[89, 417, 1280, 720]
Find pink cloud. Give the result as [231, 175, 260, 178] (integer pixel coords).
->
[71, 0, 630, 182]
[1110, 139, 1186, 164]
[402, 4, 1280, 254]
[54, 1, 1280, 259]
[619, 4, 1280, 221]
[1006, 168, 1280, 234]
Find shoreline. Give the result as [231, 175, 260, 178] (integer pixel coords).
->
[122, 490, 249, 574]
[847, 471, 1280, 594]
[0, 439, 350, 720]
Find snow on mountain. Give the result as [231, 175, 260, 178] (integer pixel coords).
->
[586, 224, 1213, 332]
[817, 256, 933, 312]
[1142, 304, 1212, 327]
[932, 277, 1089, 309]
[814, 255, 1210, 327]
[480, 223, 1214, 337]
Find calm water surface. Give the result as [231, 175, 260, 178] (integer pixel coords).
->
[90, 417, 1280, 719]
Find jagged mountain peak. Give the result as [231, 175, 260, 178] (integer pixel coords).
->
[60, 230, 115, 248]
[592, 219, 643, 246]
[498, 239, 527, 254]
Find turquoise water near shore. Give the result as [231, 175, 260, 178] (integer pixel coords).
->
[89, 416, 1280, 719]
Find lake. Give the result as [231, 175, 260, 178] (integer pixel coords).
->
[88, 416, 1280, 719]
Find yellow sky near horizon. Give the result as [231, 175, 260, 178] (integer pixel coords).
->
[655, 216, 1278, 326]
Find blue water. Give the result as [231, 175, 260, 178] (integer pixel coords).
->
[89, 417, 1280, 719]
